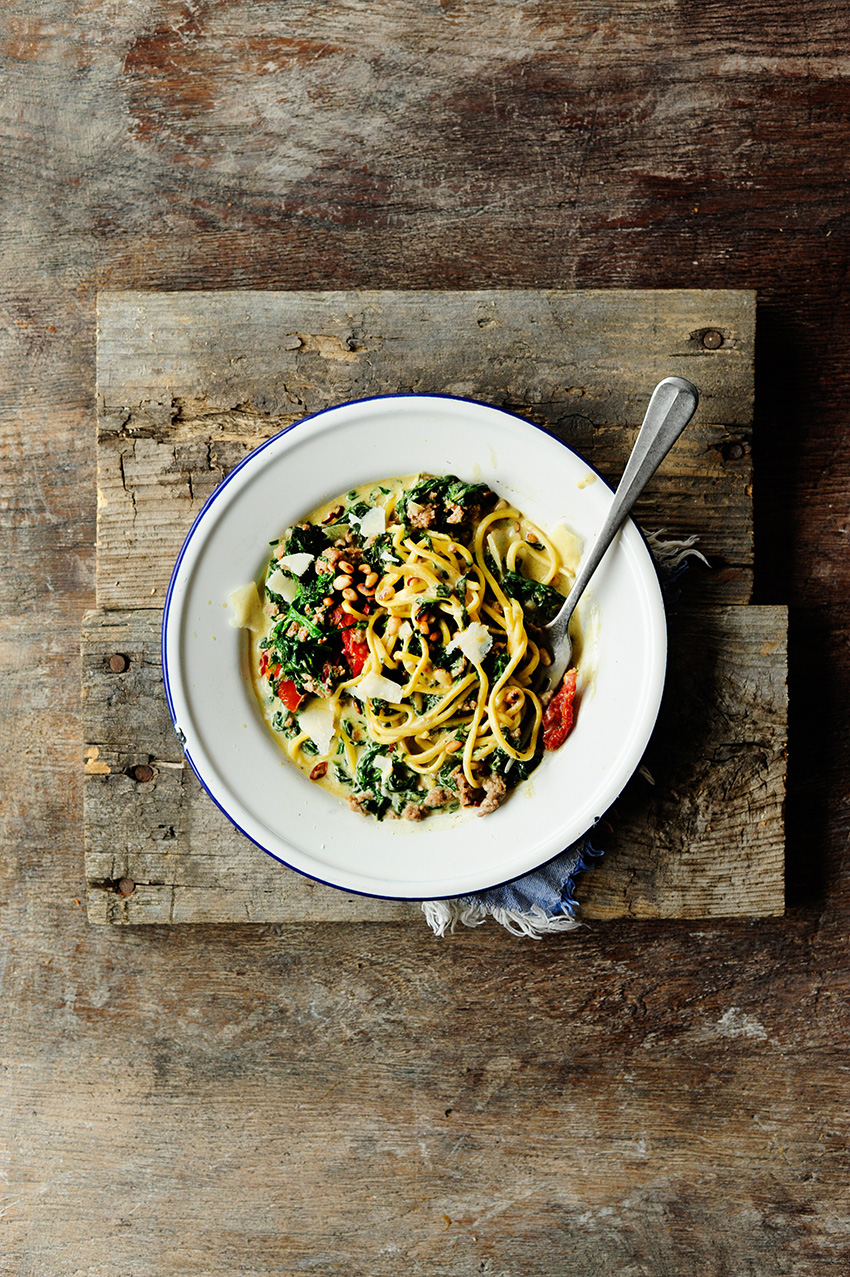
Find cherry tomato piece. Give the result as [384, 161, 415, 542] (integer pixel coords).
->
[542, 667, 577, 751]
[276, 678, 305, 712]
[341, 626, 370, 677]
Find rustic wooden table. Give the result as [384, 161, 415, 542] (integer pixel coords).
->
[3, 4, 850, 1274]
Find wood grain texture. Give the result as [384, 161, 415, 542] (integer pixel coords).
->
[81, 607, 416, 924]
[580, 605, 787, 919]
[95, 288, 755, 609]
[3, 2, 850, 1272]
[81, 603, 786, 923]
[86, 287, 781, 925]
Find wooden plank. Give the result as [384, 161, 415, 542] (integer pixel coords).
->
[580, 604, 788, 919]
[81, 604, 786, 924]
[95, 289, 756, 610]
[87, 287, 778, 925]
[80, 608, 418, 926]
[10, 8, 848, 1269]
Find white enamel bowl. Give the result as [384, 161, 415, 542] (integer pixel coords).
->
[162, 394, 667, 900]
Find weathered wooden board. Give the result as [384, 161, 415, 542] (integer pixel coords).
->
[85, 287, 785, 924]
[95, 288, 756, 610]
[81, 602, 786, 924]
[580, 604, 787, 919]
[14, 7, 850, 1268]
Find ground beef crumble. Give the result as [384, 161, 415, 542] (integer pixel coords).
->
[452, 766, 482, 808]
[450, 767, 507, 816]
[425, 786, 453, 808]
[477, 773, 507, 816]
[407, 500, 438, 529]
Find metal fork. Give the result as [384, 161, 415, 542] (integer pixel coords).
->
[536, 374, 700, 705]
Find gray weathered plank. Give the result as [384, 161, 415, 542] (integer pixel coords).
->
[95, 289, 755, 610]
[82, 604, 786, 924]
[86, 287, 778, 925]
[81, 609, 419, 925]
[580, 604, 787, 919]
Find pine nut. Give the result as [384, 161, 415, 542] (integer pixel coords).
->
[386, 616, 401, 636]
[338, 560, 355, 575]
[445, 740, 463, 753]
[429, 631, 440, 643]
[365, 572, 379, 587]
[358, 584, 375, 597]
[333, 574, 353, 590]
[322, 596, 334, 608]
[342, 587, 358, 602]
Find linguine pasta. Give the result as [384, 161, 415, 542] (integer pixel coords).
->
[236, 475, 581, 822]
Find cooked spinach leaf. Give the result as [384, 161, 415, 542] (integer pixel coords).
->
[489, 746, 542, 785]
[436, 761, 459, 791]
[271, 710, 299, 737]
[483, 648, 512, 682]
[282, 523, 329, 559]
[396, 474, 495, 535]
[362, 532, 401, 572]
[267, 610, 335, 693]
[502, 569, 565, 626]
[353, 744, 424, 820]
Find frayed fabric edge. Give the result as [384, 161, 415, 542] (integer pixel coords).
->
[645, 528, 708, 565]
[420, 836, 603, 939]
[421, 900, 582, 939]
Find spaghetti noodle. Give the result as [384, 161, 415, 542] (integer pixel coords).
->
[244, 475, 580, 822]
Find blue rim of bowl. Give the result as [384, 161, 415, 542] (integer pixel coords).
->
[161, 391, 667, 902]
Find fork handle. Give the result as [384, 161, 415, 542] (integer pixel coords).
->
[543, 376, 700, 693]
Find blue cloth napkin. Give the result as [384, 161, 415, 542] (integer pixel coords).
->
[421, 835, 604, 937]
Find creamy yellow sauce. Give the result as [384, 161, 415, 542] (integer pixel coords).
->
[231, 476, 584, 822]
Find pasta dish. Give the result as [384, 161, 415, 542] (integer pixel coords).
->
[232, 475, 581, 822]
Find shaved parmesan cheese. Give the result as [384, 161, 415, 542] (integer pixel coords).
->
[550, 523, 583, 577]
[353, 671, 405, 704]
[446, 622, 493, 665]
[296, 701, 335, 756]
[228, 583, 264, 633]
[265, 569, 298, 602]
[278, 552, 314, 576]
[351, 505, 386, 538]
[372, 754, 393, 783]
